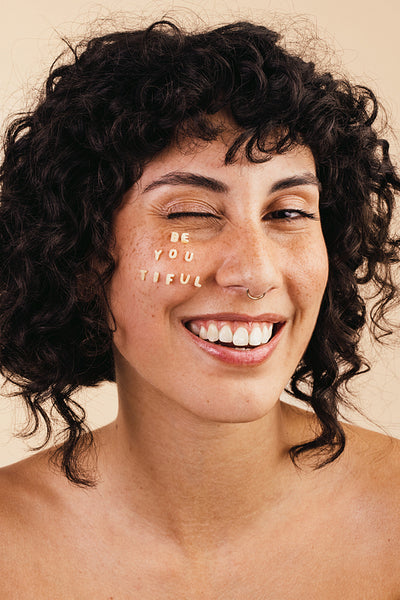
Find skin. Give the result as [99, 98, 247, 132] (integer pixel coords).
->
[109, 136, 327, 424]
[0, 129, 400, 599]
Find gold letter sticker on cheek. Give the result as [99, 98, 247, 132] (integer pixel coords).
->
[139, 232, 200, 288]
[138, 268, 201, 287]
[170, 231, 190, 243]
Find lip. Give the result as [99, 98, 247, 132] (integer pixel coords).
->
[182, 317, 286, 366]
[182, 312, 285, 324]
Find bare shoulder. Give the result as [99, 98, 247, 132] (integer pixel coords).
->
[0, 450, 81, 596]
[329, 420, 400, 582]
[0, 448, 73, 551]
[0, 449, 59, 537]
[284, 401, 400, 491]
[284, 403, 400, 594]
[342, 421, 400, 493]
[342, 422, 400, 524]
[304, 406, 400, 512]
[341, 424, 400, 576]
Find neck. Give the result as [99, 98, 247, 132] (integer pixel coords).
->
[96, 378, 301, 550]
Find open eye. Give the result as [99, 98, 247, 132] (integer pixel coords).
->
[264, 209, 318, 222]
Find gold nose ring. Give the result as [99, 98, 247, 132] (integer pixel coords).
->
[246, 289, 266, 300]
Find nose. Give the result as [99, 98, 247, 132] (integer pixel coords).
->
[215, 221, 283, 297]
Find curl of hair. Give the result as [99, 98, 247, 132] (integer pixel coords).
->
[0, 20, 399, 485]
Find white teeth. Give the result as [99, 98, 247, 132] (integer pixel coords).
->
[199, 325, 208, 339]
[262, 324, 273, 344]
[188, 320, 276, 347]
[207, 323, 219, 342]
[249, 326, 263, 346]
[232, 327, 249, 346]
[219, 325, 233, 343]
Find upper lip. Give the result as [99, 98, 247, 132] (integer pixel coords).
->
[182, 312, 287, 324]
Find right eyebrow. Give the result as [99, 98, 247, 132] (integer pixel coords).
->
[142, 171, 229, 194]
[269, 173, 321, 193]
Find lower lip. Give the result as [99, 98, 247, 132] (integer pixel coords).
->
[183, 324, 285, 366]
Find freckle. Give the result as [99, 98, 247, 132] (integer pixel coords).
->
[184, 251, 194, 262]
[153, 271, 160, 282]
[154, 249, 163, 261]
[194, 275, 202, 288]
[165, 273, 175, 285]
[169, 248, 178, 259]
[181, 232, 189, 243]
[180, 273, 190, 284]
[139, 269, 148, 281]
[170, 232, 179, 242]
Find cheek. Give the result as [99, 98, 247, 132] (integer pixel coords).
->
[287, 237, 329, 309]
[109, 277, 164, 372]
[108, 231, 204, 344]
[112, 226, 206, 309]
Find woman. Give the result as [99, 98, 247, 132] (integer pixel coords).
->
[0, 19, 399, 598]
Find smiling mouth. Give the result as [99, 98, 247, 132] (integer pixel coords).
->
[184, 319, 283, 350]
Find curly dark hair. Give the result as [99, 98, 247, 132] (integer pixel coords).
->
[0, 20, 399, 486]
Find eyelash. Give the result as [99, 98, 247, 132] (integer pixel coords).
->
[166, 210, 317, 221]
[264, 209, 317, 222]
[166, 211, 220, 219]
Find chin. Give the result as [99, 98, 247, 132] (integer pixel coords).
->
[176, 386, 282, 424]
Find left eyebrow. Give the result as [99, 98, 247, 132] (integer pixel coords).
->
[269, 173, 321, 193]
[142, 171, 229, 194]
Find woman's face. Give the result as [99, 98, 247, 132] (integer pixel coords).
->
[108, 134, 329, 423]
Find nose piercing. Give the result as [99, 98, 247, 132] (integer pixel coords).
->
[246, 289, 266, 300]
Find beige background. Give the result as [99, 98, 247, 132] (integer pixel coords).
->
[0, 0, 399, 466]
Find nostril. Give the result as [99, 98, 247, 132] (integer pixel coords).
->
[214, 239, 281, 294]
[246, 289, 266, 300]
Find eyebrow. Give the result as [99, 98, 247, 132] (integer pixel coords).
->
[142, 172, 228, 194]
[270, 173, 321, 193]
[142, 170, 321, 194]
